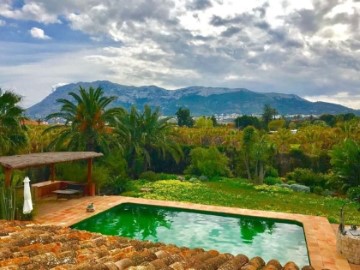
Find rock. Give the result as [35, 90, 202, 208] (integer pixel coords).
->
[289, 184, 310, 193]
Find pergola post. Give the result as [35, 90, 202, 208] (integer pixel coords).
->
[87, 158, 95, 196]
[0, 152, 103, 195]
[50, 163, 55, 182]
[4, 167, 12, 187]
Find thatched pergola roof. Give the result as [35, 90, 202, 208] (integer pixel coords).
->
[0, 152, 103, 169]
[0, 152, 103, 191]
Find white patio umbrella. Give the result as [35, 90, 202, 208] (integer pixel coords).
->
[23, 176, 33, 214]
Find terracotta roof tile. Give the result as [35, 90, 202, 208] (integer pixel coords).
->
[0, 220, 315, 270]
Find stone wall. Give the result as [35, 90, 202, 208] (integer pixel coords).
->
[337, 227, 360, 265]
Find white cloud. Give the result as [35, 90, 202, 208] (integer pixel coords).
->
[30, 27, 51, 40]
[0, 2, 59, 24]
[0, 48, 108, 108]
[0, 19, 5, 26]
[1, 0, 360, 110]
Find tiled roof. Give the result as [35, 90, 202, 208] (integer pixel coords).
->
[0, 220, 314, 270]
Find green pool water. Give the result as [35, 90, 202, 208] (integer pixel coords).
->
[72, 203, 309, 266]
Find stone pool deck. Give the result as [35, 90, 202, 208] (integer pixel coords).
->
[35, 195, 352, 270]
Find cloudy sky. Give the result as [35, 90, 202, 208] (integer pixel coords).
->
[0, 0, 360, 109]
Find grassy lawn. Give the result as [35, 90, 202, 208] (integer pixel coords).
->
[122, 178, 360, 225]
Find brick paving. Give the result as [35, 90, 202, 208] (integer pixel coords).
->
[35, 196, 353, 270]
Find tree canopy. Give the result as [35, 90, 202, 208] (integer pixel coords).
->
[175, 107, 194, 127]
[0, 89, 27, 155]
[330, 139, 360, 190]
[44, 86, 123, 152]
[115, 105, 182, 176]
[234, 115, 261, 129]
[194, 116, 213, 128]
[262, 104, 278, 129]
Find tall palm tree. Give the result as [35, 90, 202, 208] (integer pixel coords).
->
[44, 86, 124, 152]
[0, 89, 27, 155]
[115, 105, 182, 176]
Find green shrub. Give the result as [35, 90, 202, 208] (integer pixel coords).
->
[268, 119, 285, 131]
[286, 168, 327, 188]
[0, 185, 17, 220]
[195, 116, 213, 128]
[56, 162, 87, 182]
[0, 172, 28, 220]
[322, 189, 334, 197]
[264, 176, 282, 186]
[287, 180, 296, 185]
[328, 216, 338, 223]
[92, 165, 111, 193]
[56, 162, 111, 194]
[100, 150, 128, 179]
[139, 171, 158, 181]
[312, 186, 324, 195]
[208, 175, 223, 181]
[184, 175, 192, 180]
[101, 176, 128, 195]
[156, 173, 177, 180]
[266, 167, 279, 178]
[347, 187, 360, 202]
[254, 184, 293, 194]
[288, 148, 311, 169]
[330, 139, 360, 189]
[185, 147, 231, 178]
[325, 174, 344, 193]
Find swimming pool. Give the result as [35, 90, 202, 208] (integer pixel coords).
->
[72, 203, 309, 266]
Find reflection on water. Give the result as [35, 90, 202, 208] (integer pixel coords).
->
[79, 205, 173, 240]
[239, 218, 275, 243]
[72, 203, 309, 267]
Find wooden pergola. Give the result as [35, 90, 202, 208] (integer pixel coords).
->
[0, 152, 103, 195]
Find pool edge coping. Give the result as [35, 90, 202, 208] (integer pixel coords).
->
[71, 200, 311, 267]
[35, 195, 352, 270]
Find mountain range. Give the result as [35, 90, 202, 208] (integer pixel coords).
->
[26, 80, 359, 118]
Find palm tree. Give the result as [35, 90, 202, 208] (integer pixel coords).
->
[330, 138, 360, 190]
[44, 86, 124, 152]
[0, 89, 27, 155]
[115, 105, 182, 176]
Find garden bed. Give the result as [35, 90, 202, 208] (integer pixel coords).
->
[123, 178, 360, 224]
